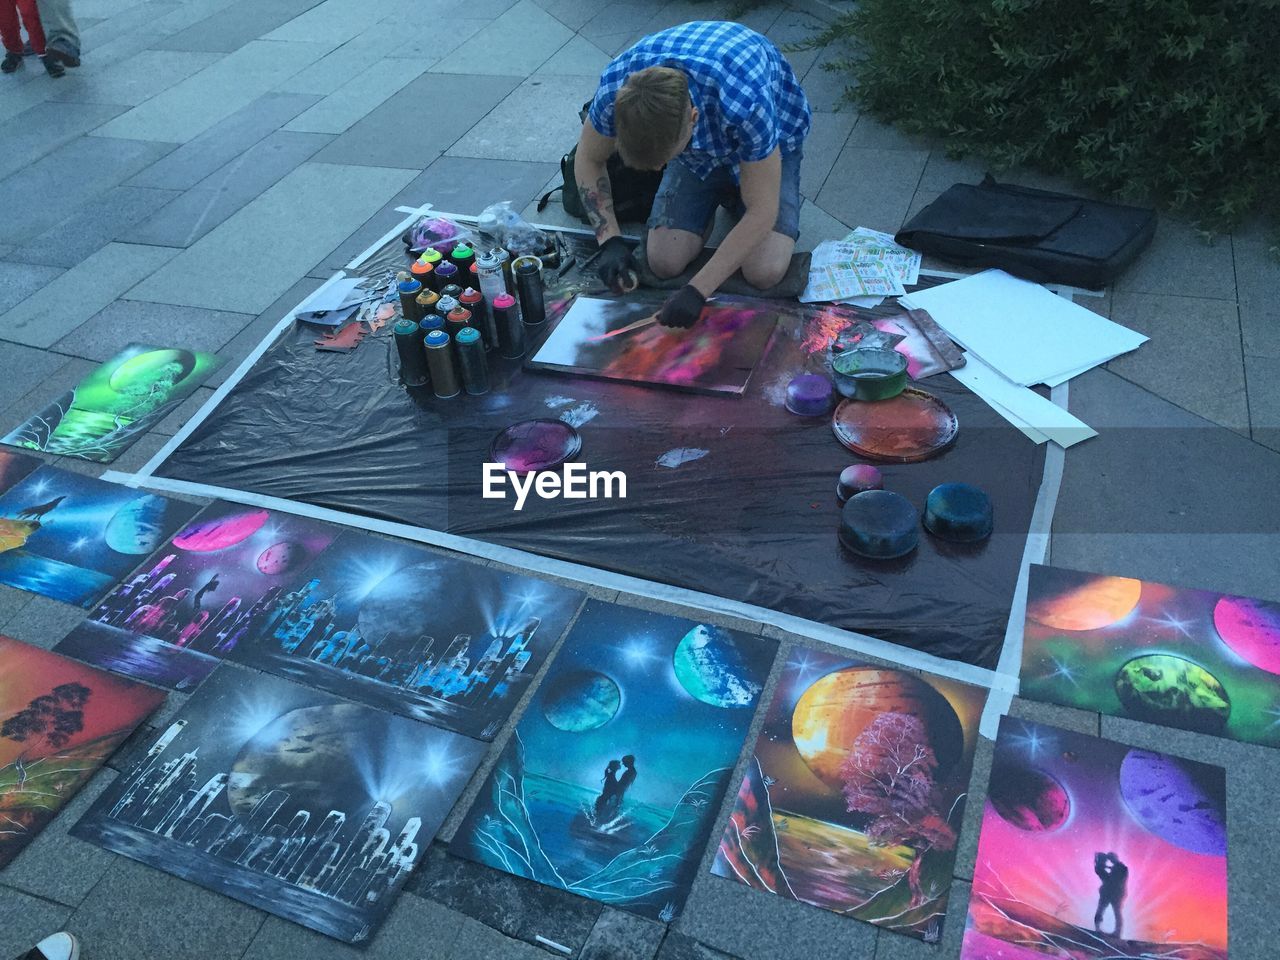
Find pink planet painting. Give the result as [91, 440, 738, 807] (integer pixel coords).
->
[256, 540, 304, 576]
[173, 508, 269, 552]
[1213, 595, 1280, 676]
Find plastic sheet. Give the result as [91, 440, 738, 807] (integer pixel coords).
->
[156, 236, 1046, 668]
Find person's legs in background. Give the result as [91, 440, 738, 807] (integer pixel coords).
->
[33, 0, 75, 66]
[0, 0, 27, 71]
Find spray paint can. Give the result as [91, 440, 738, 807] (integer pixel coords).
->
[455, 326, 490, 395]
[458, 287, 491, 348]
[436, 295, 460, 320]
[445, 306, 472, 340]
[397, 272, 423, 322]
[450, 243, 475, 278]
[418, 248, 443, 269]
[394, 318, 429, 387]
[475, 249, 507, 344]
[419, 314, 444, 336]
[415, 288, 440, 319]
[492, 292, 525, 359]
[513, 256, 545, 326]
[439, 282, 463, 303]
[495, 247, 513, 293]
[425, 330, 461, 398]
[469, 262, 479, 287]
[433, 259, 459, 293]
[410, 258, 434, 290]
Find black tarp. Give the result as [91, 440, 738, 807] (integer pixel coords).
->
[157, 233, 1046, 668]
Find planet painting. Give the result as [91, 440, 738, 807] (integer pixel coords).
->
[174, 508, 269, 552]
[103, 494, 171, 555]
[108, 348, 196, 392]
[987, 763, 1070, 832]
[227, 703, 367, 822]
[541, 669, 621, 732]
[1113, 654, 1230, 733]
[256, 540, 305, 576]
[791, 667, 963, 789]
[672, 624, 762, 708]
[1026, 574, 1142, 631]
[1119, 748, 1227, 855]
[356, 561, 445, 652]
[1213, 595, 1280, 676]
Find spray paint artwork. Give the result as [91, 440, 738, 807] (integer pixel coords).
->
[527, 296, 778, 395]
[0, 451, 40, 496]
[0, 636, 165, 869]
[963, 717, 1227, 960]
[451, 600, 777, 920]
[1, 343, 221, 463]
[54, 502, 339, 690]
[1020, 564, 1280, 748]
[0, 467, 198, 606]
[72, 667, 485, 943]
[712, 648, 984, 941]
[220, 531, 583, 740]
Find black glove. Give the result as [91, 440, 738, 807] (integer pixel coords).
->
[658, 284, 706, 329]
[595, 236, 635, 293]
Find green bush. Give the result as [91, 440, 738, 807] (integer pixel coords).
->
[805, 0, 1280, 234]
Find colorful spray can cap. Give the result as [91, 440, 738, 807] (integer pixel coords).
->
[446, 306, 472, 325]
[419, 248, 443, 266]
[437, 295, 460, 315]
[456, 326, 481, 344]
[410, 259, 433, 282]
[493, 292, 516, 308]
[425, 330, 450, 347]
[460, 287, 483, 308]
[420, 315, 444, 333]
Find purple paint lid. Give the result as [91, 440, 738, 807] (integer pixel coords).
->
[837, 464, 884, 503]
[490, 419, 583, 474]
[785, 374, 834, 417]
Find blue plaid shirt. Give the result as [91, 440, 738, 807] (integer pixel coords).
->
[588, 21, 812, 180]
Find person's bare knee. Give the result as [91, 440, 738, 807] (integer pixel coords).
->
[645, 227, 703, 278]
[742, 237, 794, 289]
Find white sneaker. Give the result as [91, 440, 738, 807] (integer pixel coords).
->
[31, 933, 80, 960]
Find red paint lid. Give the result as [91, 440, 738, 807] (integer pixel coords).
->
[447, 307, 472, 322]
[459, 287, 482, 303]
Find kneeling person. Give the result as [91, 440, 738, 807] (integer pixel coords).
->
[574, 21, 811, 328]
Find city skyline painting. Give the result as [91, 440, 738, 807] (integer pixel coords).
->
[1020, 563, 1280, 748]
[1, 636, 165, 869]
[72, 667, 485, 944]
[0, 466, 199, 607]
[712, 648, 985, 942]
[56, 502, 341, 690]
[451, 601, 777, 921]
[963, 717, 1228, 960]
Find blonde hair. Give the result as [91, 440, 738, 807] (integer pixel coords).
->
[614, 66, 690, 170]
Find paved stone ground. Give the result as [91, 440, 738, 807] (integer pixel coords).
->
[0, 1, 1277, 959]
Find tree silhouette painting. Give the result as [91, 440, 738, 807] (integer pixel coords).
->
[840, 711, 956, 908]
[1, 683, 92, 755]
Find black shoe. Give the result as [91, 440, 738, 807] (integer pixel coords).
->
[44, 43, 79, 68]
[1, 52, 21, 73]
[42, 56, 65, 78]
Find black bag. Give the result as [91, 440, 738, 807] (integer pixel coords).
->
[895, 175, 1156, 289]
[537, 102, 664, 224]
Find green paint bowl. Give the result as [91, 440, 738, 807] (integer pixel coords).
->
[831, 348, 909, 402]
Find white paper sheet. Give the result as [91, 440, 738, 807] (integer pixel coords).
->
[299, 276, 369, 312]
[950, 352, 1097, 448]
[900, 269, 1146, 386]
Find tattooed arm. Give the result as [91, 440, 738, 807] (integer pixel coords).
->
[574, 123, 621, 244]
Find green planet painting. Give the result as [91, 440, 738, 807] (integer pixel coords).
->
[2, 343, 221, 463]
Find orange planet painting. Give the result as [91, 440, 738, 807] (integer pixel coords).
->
[1026, 573, 1142, 632]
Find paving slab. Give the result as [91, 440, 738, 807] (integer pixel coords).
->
[384, 15, 488, 62]
[845, 115, 934, 153]
[207, 275, 328, 387]
[451, 915, 558, 959]
[581, 909, 668, 960]
[797, 41, 851, 113]
[0, 341, 74, 411]
[872, 881, 970, 959]
[448, 75, 598, 163]
[0, 887, 72, 960]
[1115, 217, 1237, 300]
[52, 300, 255, 361]
[0, 594, 89, 650]
[0, 136, 178, 246]
[655, 932, 735, 960]
[535, 34, 613, 77]
[241, 897, 464, 960]
[284, 58, 430, 135]
[795, 196, 851, 252]
[430, 0, 574, 77]
[1246, 354, 1280, 453]
[815, 145, 927, 235]
[125, 92, 322, 190]
[313, 73, 520, 168]
[0, 583, 34, 628]
[0, 101, 129, 183]
[0, 243, 179, 348]
[0, 771, 120, 907]
[125, 162, 415, 314]
[1106, 291, 1249, 432]
[532, 0, 614, 31]
[6, 185, 183, 269]
[93, 40, 332, 143]
[67, 857, 267, 960]
[263, 0, 402, 45]
[276, 24, 399, 94]
[1234, 236, 1280, 360]
[121, 130, 334, 247]
[765, 11, 829, 79]
[48, 49, 225, 106]
[0, 261, 64, 316]
[798, 110, 856, 200]
[150, 0, 327, 52]
[579, 0, 667, 49]
[917, 151, 990, 192]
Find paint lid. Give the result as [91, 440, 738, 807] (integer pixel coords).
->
[420, 315, 444, 332]
[460, 287, 482, 302]
[425, 330, 450, 347]
[410, 260, 433, 277]
[439, 284, 463, 300]
[447, 307, 472, 323]
[398, 277, 422, 294]
[393, 318, 419, 335]
[436, 260, 458, 276]
[512, 255, 542, 274]
[490, 419, 582, 473]
[836, 464, 884, 503]
[785, 374, 834, 417]
[469, 263, 479, 276]
[437, 296, 460, 314]
[493, 293, 516, 309]
[838, 490, 919, 560]
[452, 243, 473, 257]
[923, 482, 993, 543]
[419, 249, 443, 265]
[416, 288, 440, 305]
[456, 326, 481, 345]
[475, 248, 501, 268]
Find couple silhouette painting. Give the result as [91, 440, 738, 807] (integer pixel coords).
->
[1094, 851, 1128, 938]
[593, 755, 637, 822]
